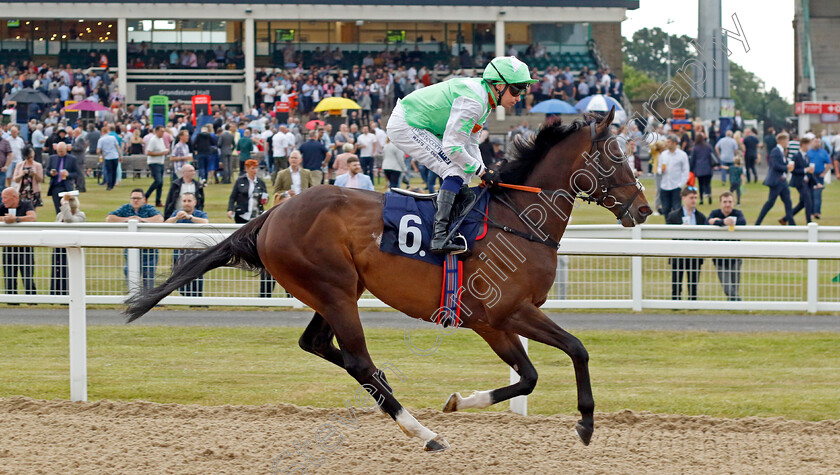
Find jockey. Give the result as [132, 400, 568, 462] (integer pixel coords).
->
[387, 56, 537, 254]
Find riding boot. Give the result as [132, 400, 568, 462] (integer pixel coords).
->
[431, 189, 466, 255]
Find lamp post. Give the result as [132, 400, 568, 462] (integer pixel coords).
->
[665, 19, 674, 83]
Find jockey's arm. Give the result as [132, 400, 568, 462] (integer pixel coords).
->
[442, 97, 485, 176]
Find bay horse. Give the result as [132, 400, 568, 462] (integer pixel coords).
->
[125, 107, 651, 451]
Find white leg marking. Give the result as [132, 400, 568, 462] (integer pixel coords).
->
[396, 408, 437, 442]
[456, 390, 493, 410]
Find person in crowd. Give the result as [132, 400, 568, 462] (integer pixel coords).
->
[235, 128, 254, 176]
[129, 129, 145, 155]
[170, 129, 193, 180]
[5, 126, 25, 188]
[193, 125, 216, 181]
[1, 187, 38, 296]
[689, 132, 717, 205]
[271, 124, 291, 184]
[69, 128, 88, 192]
[706, 191, 746, 301]
[96, 124, 123, 191]
[272, 150, 312, 206]
[658, 135, 690, 217]
[46, 142, 80, 214]
[165, 192, 209, 297]
[12, 145, 44, 209]
[332, 143, 356, 181]
[51, 192, 86, 295]
[164, 164, 204, 221]
[334, 156, 375, 191]
[755, 132, 795, 226]
[666, 187, 706, 301]
[227, 159, 272, 297]
[715, 130, 739, 185]
[720, 155, 745, 206]
[786, 136, 814, 225]
[144, 126, 168, 207]
[806, 136, 833, 219]
[742, 128, 760, 183]
[216, 124, 235, 184]
[355, 124, 379, 182]
[106, 188, 164, 289]
[299, 130, 331, 186]
[382, 137, 407, 189]
[31, 123, 46, 164]
[0, 132, 11, 189]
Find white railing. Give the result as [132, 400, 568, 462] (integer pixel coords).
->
[4, 222, 840, 404]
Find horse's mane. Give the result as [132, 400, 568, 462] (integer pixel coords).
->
[498, 113, 603, 185]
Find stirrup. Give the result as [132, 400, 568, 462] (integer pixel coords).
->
[448, 234, 469, 255]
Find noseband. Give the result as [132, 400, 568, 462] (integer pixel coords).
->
[576, 121, 644, 222]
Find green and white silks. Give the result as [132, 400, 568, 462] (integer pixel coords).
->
[386, 77, 495, 182]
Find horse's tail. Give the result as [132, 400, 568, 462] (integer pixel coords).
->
[123, 210, 273, 323]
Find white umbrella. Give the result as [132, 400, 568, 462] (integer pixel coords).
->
[575, 94, 627, 124]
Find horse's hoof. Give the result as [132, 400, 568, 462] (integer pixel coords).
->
[424, 435, 450, 452]
[442, 393, 461, 412]
[575, 421, 593, 446]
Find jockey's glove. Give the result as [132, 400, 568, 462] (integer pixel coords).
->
[481, 168, 500, 187]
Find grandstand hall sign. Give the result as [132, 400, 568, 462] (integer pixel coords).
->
[135, 84, 232, 102]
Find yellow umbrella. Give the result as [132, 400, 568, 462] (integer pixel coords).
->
[313, 97, 362, 112]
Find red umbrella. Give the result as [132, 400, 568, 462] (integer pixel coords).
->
[62, 100, 110, 112]
[305, 119, 325, 130]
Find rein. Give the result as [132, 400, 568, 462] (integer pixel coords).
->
[482, 121, 644, 249]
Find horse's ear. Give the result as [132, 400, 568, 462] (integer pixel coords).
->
[602, 106, 616, 127]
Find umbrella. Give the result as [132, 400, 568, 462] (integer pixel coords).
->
[313, 97, 361, 112]
[305, 119, 326, 130]
[574, 95, 626, 124]
[5, 87, 50, 104]
[61, 100, 109, 112]
[529, 99, 577, 115]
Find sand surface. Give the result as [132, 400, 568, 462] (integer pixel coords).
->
[1, 397, 838, 474]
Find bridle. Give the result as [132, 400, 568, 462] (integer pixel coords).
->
[483, 120, 645, 250]
[575, 121, 645, 223]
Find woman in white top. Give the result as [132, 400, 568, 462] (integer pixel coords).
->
[51, 193, 86, 295]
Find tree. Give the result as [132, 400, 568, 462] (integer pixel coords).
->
[623, 27, 792, 125]
[623, 27, 695, 83]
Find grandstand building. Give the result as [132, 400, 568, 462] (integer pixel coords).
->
[794, 0, 840, 134]
[2, 0, 638, 107]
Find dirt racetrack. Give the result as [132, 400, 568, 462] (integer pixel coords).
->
[1, 397, 838, 474]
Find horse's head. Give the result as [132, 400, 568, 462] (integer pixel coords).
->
[574, 108, 652, 227]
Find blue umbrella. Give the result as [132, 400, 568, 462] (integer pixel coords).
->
[529, 99, 577, 114]
[574, 94, 624, 113]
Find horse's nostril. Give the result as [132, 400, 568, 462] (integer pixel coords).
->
[639, 206, 652, 217]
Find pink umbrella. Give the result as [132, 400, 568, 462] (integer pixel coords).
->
[62, 100, 110, 112]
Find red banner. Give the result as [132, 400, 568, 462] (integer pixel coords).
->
[795, 102, 840, 115]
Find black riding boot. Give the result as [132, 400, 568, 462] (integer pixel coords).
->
[431, 189, 466, 255]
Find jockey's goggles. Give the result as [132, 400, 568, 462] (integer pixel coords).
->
[488, 61, 528, 96]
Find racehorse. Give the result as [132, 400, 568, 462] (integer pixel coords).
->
[125, 107, 651, 452]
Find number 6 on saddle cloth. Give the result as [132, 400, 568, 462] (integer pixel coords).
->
[380, 187, 491, 267]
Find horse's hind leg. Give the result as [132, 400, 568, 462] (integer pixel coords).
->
[443, 328, 537, 412]
[298, 312, 345, 368]
[500, 304, 595, 446]
[325, 303, 449, 452]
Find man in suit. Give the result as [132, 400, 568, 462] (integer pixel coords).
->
[334, 156, 375, 191]
[216, 124, 236, 184]
[706, 191, 747, 301]
[666, 187, 707, 301]
[755, 132, 795, 225]
[786, 136, 814, 224]
[272, 150, 313, 206]
[46, 142, 80, 214]
[227, 159, 271, 297]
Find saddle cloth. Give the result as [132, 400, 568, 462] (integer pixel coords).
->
[380, 187, 490, 266]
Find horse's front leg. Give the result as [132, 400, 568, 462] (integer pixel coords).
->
[500, 303, 595, 445]
[443, 328, 537, 412]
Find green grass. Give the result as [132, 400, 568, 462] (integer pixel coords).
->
[2, 325, 838, 421]
[34, 174, 840, 225]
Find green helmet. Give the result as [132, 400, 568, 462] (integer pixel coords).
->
[482, 56, 538, 86]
